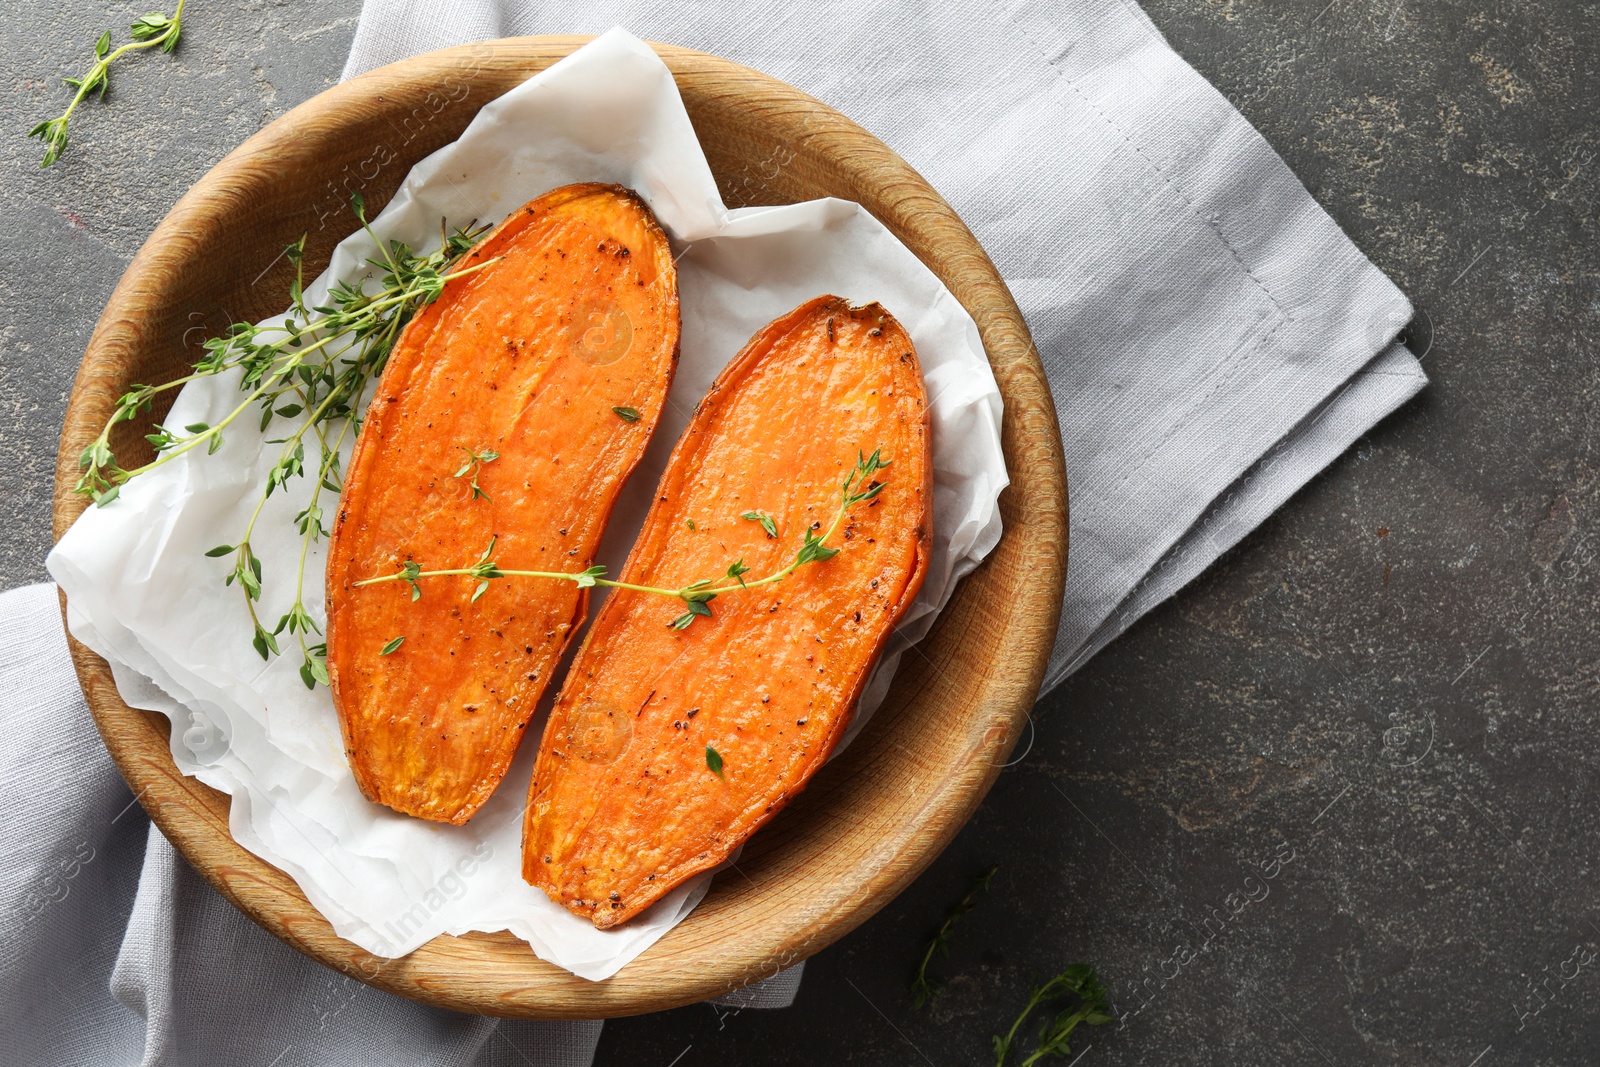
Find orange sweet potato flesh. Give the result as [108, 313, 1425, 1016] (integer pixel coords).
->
[326, 183, 679, 824]
[522, 295, 931, 927]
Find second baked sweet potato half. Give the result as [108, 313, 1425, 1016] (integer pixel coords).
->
[523, 295, 931, 927]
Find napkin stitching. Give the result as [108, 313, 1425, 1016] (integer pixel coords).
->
[1099, 311, 1295, 506]
[1006, 11, 1286, 321]
[1005, 10, 1297, 501]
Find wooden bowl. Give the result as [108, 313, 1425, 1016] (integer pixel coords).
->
[52, 37, 1067, 1018]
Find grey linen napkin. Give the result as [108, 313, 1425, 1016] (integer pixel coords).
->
[3, 0, 1424, 1062]
[0, 585, 603, 1065]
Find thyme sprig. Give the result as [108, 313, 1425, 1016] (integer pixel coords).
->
[911, 865, 998, 1009]
[355, 449, 892, 630]
[77, 201, 492, 505]
[78, 194, 494, 687]
[30, 3, 187, 167]
[993, 965, 1114, 1067]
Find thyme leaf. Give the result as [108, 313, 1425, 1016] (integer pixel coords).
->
[741, 510, 778, 539]
[299, 645, 330, 689]
[454, 446, 499, 501]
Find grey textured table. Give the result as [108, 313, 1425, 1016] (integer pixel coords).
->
[5, 3, 1596, 1064]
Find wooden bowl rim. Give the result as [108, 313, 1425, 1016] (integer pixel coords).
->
[51, 35, 1068, 1018]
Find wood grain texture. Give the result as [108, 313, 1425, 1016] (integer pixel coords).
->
[51, 37, 1068, 1018]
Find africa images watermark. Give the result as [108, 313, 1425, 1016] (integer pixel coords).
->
[309, 42, 497, 233]
[1115, 839, 1298, 1026]
[374, 839, 496, 951]
[1513, 940, 1598, 1033]
[305, 839, 496, 1035]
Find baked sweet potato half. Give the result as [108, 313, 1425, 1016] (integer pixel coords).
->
[523, 295, 931, 927]
[326, 183, 679, 824]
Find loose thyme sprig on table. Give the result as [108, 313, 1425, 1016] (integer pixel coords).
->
[911, 865, 998, 1009]
[355, 449, 892, 632]
[30, 3, 187, 167]
[76, 193, 495, 688]
[993, 964, 1114, 1067]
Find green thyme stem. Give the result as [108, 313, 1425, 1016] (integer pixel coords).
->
[131, 332, 336, 476]
[372, 552, 803, 599]
[274, 368, 353, 592]
[30, 2, 187, 167]
[284, 412, 354, 686]
[368, 544, 835, 599]
[81, 194, 495, 683]
[912, 865, 997, 1009]
[361, 566, 682, 596]
[353, 449, 893, 629]
[993, 965, 1113, 1067]
[76, 254, 500, 499]
[994, 986, 1049, 1067]
[140, 276, 467, 467]
[290, 406, 332, 614]
[81, 276, 408, 413]
[234, 326, 376, 665]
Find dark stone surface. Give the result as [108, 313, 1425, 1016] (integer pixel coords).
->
[3, 2, 1595, 1065]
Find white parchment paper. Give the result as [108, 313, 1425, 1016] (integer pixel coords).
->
[48, 29, 1006, 981]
